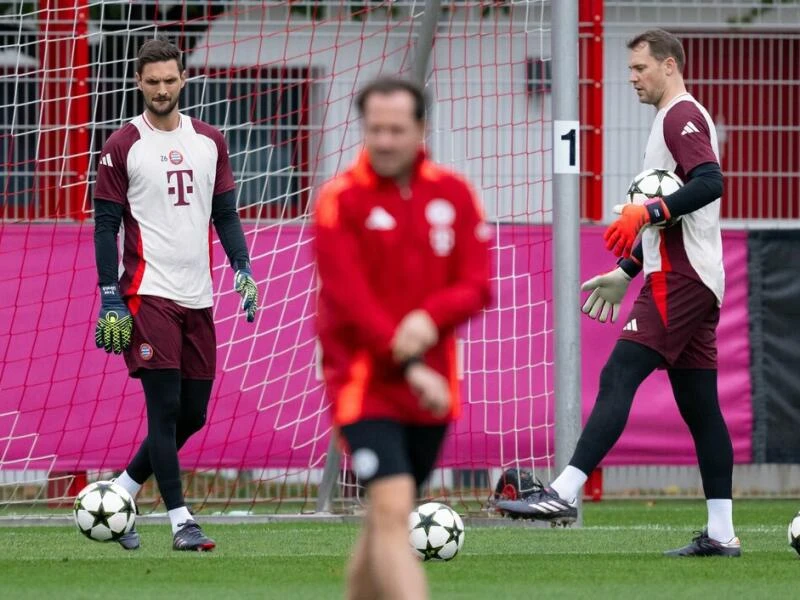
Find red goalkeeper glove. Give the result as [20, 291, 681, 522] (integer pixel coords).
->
[603, 199, 670, 258]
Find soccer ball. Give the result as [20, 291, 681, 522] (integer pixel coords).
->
[626, 168, 683, 227]
[626, 168, 684, 228]
[408, 502, 465, 561]
[73, 481, 136, 542]
[788, 512, 800, 556]
[627, 168, 683, 206]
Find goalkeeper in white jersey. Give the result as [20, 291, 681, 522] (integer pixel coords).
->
[499, 29, 739, 557]
[93, 39, 258, 551]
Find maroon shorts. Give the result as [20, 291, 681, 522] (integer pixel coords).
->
[124, 295, 216, 379]
[619, 272, 719, 369]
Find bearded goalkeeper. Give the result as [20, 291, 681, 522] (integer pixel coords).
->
[92, 39, 258, 551]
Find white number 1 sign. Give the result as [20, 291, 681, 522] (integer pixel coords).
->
[554, 120, 580, 174]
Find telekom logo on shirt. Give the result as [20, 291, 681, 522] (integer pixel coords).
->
[167, 169, 194, 206]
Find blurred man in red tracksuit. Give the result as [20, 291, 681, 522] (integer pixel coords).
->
[314, 77, 491, 600]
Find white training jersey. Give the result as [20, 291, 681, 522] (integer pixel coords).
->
[640, 92, 724, 305]
[94, 112, 235, 309]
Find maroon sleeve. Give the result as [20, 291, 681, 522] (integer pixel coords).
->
[421, 176, 492, 331]
[663, 101, 719, 177]
[192, 118, 236, 195]
[94, 124, 139, 205]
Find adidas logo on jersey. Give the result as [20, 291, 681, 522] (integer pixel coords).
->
[99, 154, 114, 167]
[365, 206, 396, 231]
[623, 319, 638, 332]
[681, 121, 700, 136]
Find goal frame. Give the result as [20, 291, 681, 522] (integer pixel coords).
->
[314, 0, 582, 517]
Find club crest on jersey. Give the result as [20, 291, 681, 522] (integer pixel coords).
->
[169, 150, 184, 165]
[425, 199, 456, 227]
[139, 344, 154, 360]
[426, 199, 456, 256]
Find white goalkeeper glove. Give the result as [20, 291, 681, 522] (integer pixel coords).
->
[580, 267, 631, 323]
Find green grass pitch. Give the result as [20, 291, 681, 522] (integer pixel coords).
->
[1, 499, 798, 599]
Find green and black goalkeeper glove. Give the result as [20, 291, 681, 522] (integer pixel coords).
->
[95, 284, 133, 354]
[234, 264, 258, 323]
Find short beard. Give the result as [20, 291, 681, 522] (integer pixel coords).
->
[144, 95, 179, 117]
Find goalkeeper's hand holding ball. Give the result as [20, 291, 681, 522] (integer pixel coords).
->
[95, 284, 133, 354]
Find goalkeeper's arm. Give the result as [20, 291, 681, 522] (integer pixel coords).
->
[211, 189, 258, 322]
[93, 198, 132, 353]
[94, 199, 123, 286]
[617, 241, 643, 279]
[211, 189, 250, 271]
[660, 162, 723, 219]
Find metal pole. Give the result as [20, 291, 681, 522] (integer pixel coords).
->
[552, 0, 582, 525]
[315, 436, 341, 513]
[413, 0, 442, 85]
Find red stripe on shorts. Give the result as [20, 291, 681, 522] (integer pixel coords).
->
[127, 294, 142, 316]
[651, 271, 668, 327]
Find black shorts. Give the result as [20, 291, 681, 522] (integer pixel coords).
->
[339, 419, 448, 488]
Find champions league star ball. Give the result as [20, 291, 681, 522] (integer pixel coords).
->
[73, 481, 136, 542]
[627, 168, 683, 205]
[409, 502, 465, 561]
[626, 168, 683, 225]
[788, 512, 800, 556]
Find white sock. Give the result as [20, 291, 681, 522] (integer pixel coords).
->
[168, 506, 194, 534]
[707, 499, 736, 542]
[114, 471, 142, 499]
[550, 465, 588, 504]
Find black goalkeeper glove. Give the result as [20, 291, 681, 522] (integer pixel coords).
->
[95, 284, 133, 354]
[234, 263, 258, 323]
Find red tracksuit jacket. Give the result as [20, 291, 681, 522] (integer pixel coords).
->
[314, 150, 492, 426]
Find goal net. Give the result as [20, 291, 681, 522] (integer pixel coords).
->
[0, 1, 553, 518]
